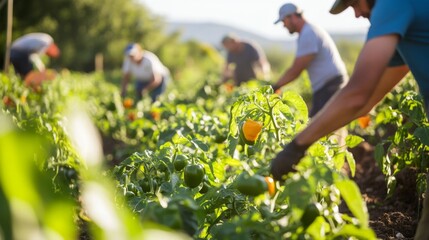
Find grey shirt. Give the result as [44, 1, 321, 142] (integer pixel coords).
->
[297, 23, 347, 92]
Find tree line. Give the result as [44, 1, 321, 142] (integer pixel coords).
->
[0, 0, 223, 80]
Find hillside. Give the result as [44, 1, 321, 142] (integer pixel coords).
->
[165, 21, 366, 53]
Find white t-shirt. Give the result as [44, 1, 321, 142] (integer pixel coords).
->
[296, 23, 347, 92]
[11, 33, 53, 54]
[122, 51, 168, 82]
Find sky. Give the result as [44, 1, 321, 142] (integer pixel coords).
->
[138, 0, 370, 40]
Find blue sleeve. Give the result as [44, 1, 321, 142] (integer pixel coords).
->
[389, 50, 405, 67]
[367, 0, 413, 41]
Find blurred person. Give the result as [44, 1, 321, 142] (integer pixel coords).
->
[271, 3, 348, 118]
[120, 43, 170, 102]
[221, 34, 271, 86]
[10, 32, 60, 79]
[270, 0, 429, 239]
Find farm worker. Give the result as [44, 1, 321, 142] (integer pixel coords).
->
[271, 3, 349, 118]
[269, 0, 429, 239]
[221, 33, 271, 86]
[120, 43, 170, 102]
[10, 32, 60, 79]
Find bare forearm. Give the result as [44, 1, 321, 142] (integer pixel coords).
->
[275, 68, 301, 88]
[294, 36, 401, 146]
[121, 74, 130, 96]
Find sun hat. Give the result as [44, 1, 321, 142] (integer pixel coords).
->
[274, 3, 302, 24]
[330, 0, 355, 14]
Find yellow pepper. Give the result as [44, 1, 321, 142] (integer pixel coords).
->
[241, 119, 263, 145]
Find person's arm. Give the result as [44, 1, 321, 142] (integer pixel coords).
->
[272, 54, 315, 90]
[29, 53, 46, 72]
[120, 73, 131, 97]
[295, 34, 402, 146]
[253, 58, 271, 81]
[221, 63, 233, 83]
[146, 72, 163, 91]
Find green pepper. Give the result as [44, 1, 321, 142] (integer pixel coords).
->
[199, 182, 210, 194]
[173, 155, 188, 171]
[235, 173, 267, 196]
[300, 202, 322, 228]
[213, 128, 228, 143]
[184, 164, 205, 188]
[139, 178, 157, 193]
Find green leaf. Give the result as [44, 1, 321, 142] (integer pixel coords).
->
[189, 138, 209, 152]
[345, 151, 356, 177]
[335, 180, 369, 227]
[374, 143, 385, 168]
[282, 91, 308, 121]
[414, 126, 429, 146]
[345, 135, 364, 148]
[332, 152, 346, 171]
[333, 225, 376, 239]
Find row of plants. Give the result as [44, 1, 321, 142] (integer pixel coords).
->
[1, 71, 427, 239]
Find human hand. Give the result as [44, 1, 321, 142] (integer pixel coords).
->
[270, 139, 309, 181]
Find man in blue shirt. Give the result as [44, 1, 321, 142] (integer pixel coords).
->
[269, 0, 429, 239]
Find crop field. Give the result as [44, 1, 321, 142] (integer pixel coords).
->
[0, 72, 428, 240]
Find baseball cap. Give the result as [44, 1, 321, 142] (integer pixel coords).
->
[124, 43, 140, 56]
[330, 0, 354, 14]
[274, 3, 302, 24]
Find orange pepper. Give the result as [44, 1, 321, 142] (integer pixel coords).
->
[151, 111, 160, 121]
[123, 98, 134, 109]
[242, 119, 263, 142]
[265, 176, 276, 197]
[223, 83, 234, 93]
[127, 112, 136, 121]
[358, 115, 370, 129]
[2, 96, 14, 107]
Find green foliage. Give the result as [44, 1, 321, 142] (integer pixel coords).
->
[1, 72, 377, 239]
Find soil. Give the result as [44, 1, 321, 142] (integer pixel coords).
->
[348, 142, 421, 240]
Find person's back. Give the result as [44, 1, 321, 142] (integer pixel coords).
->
[11, 33, 53, 54]
[298, 22, 347, 93]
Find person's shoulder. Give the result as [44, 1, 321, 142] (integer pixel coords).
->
[244, 40, 262, 50]
[303, 22, 329, 38]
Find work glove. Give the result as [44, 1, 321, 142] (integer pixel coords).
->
[270, 139, 309, 181]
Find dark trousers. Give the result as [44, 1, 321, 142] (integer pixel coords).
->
[10, 49, 33, 78]
[310, 75, 346, 117]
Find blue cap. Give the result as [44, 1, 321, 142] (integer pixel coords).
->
[274, 3, 302, 24]
[124, 43, 138, 56]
